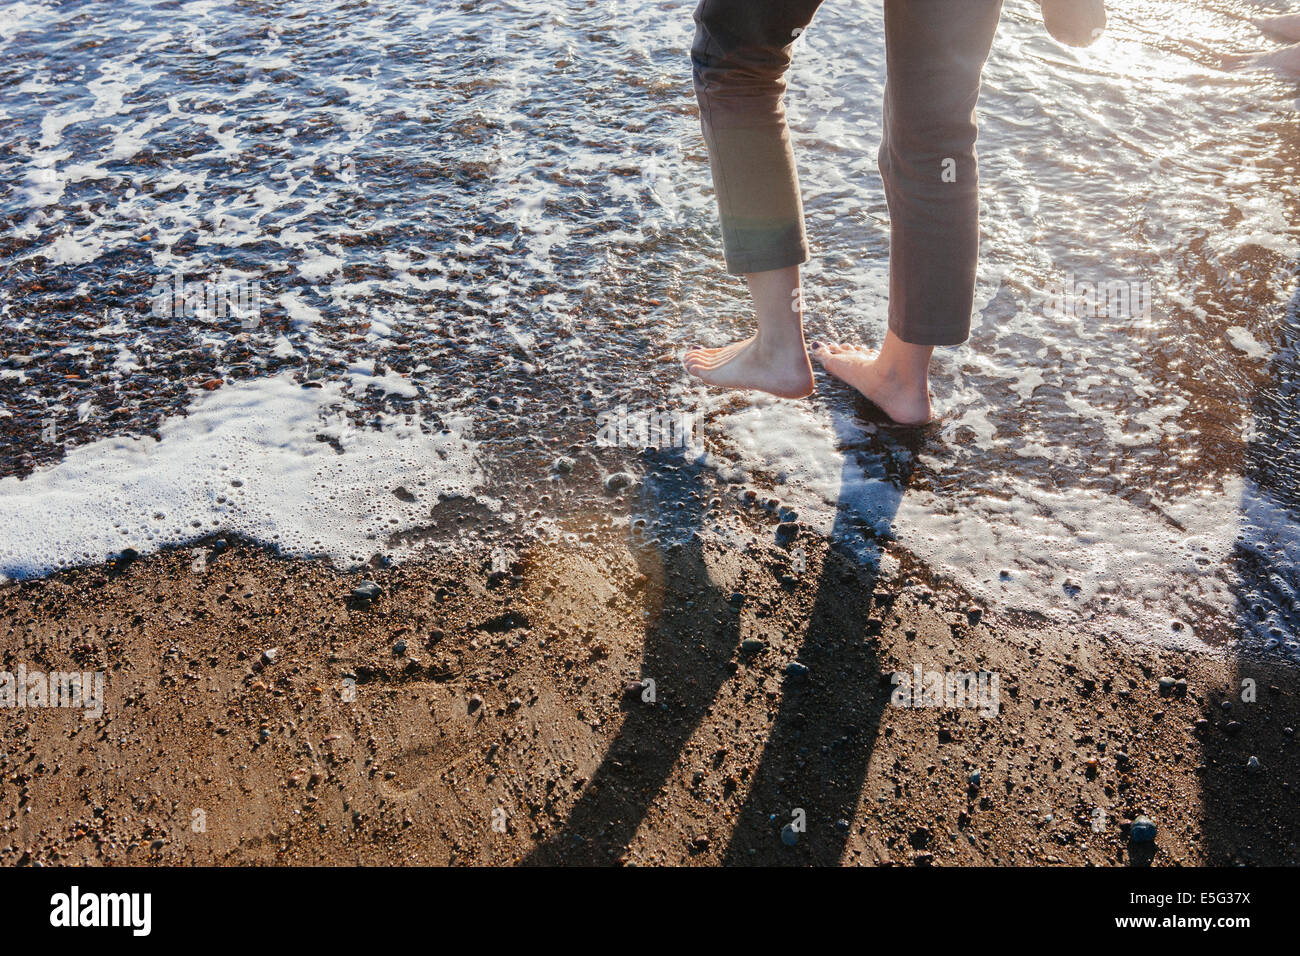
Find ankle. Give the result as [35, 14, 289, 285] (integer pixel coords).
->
[877, 332, 933, 394]
[752, 323, 806, 359]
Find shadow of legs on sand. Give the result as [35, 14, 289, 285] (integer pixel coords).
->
[523, 455, 740, 864]
[525, 401, 923, 865]
[723, 404, 919, 864]
[1199, 282, 1300, 866]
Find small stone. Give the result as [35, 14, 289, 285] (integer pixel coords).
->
[1129, 815, 1157, 843]
[603, 472, 635, 493]
[966, 605, 983, 625]
[260, 648, 279, 666]
[774, 521, 800, 543]
[468, 694, 484, 713]
[393, 639, 407, 656]
[352, 581, 382, 602]
[780, 823, 799, 846]
[740, 638, 766, 653]
[968, 769, 981, 788]
[1246, 755, 1261, 773]
[1158, 676, 1175, 696]
[1174, 678, 1188, 697]
[785, 662, 809, 679]
[554, 456, 575, 474]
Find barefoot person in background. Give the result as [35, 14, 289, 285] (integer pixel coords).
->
[1232, 8, 1300, 73]
[684, 0, 1107, 424]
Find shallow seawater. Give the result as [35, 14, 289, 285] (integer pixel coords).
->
[0, 0, 1297, 657]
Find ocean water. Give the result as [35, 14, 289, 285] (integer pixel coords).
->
[1, 0, 1297, 657]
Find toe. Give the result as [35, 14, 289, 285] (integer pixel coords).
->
[688, 345, 744, 369]
[685, 346, 725, 368]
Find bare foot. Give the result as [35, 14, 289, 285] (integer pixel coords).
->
[810, 342, 933, 425]
[1041, 0, 1106, 48]
[684, 336, 814, 399]
[1251, 42, 1300, 75]
[1255, 14, 1300, 43]
[1226, 42, 1300, 74]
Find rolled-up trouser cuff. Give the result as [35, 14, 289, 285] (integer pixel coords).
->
[722, 234, 809, 276]
[887, 317, 970, 347]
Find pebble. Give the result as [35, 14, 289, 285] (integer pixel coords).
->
[604, 472, 634, 493]
[780, 823, 799, 846]
[968, 769, 981, 788]
[554, 456, 575, 474]
[468, 694, 483, 713]
[785, 662, 809, 679]
[1158, 676, 1175, 696]
[740, 638, 766, 653]
[1246, 755, 1261, 773]
[393, 639, 407, 656]
[352, 581, 382, 602]
[774, 521, 800, 543]
[260, 648, 278, 666]
[1129, 815, 1157, 843]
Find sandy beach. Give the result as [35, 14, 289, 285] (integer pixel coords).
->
[2, 0, 1299, 881]
[2, 531, 1295, 867]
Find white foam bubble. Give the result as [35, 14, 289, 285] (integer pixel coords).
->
[707, 392, 1280, 647]
[0, 374, 487, 580]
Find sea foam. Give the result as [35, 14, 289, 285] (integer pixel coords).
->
[0, 374, 486, 580]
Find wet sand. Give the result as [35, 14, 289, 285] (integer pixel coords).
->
[1, 532, 1295, 867]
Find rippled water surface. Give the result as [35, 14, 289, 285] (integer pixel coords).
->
[1, 0, 1298, 656]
